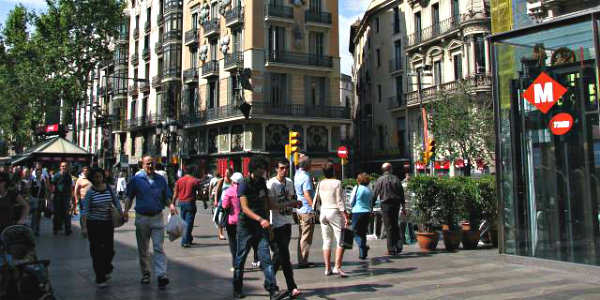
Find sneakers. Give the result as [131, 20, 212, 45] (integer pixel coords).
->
[157, 276, 169, 289]
[270, 289, 288, 300]
[97, 279, 111, 288]
[105, 272, 112, 280]
[182, 243, 191, 248]
[140, 272, 150, 284]
[251, 261, 261, 268]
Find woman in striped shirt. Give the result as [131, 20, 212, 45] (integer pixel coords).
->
[81, 167, 123, 288]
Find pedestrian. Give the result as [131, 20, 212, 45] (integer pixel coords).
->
[51, 162, 74, 235]
[172, 166, 200, 248]
[233, 156, 287, 300]
[267, 158, 302, 297]
[350, 173, 373, 259]
[314, 162, 349, 277]
[295, 155, 316, 268]
[116, 171, 127, 208]
[221, 172, 244, 271]
[0, 172, 30, 234]
[155, 163, 168, 185]
[372, 163, 405, 255]
[197, 169, 211, 209]
[123, 155, 175, 289]
[213, 168, 233, 240]
[29, 168, 49, 236]
[74, 166, 92, 219]
[81, 167, 123, 288]
[400, 173, 415, 244]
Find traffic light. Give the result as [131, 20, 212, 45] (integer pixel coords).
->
[427, 139, 436, 158]
[289, 131, 300, 154]
[421, 150, 432, 165]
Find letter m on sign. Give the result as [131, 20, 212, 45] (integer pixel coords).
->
[523, 72, 568, 114]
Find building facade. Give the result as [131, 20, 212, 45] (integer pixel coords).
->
[75, 0, 349, 175]
[350, 0, 492, 175]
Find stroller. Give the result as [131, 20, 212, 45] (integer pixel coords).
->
[0, 225, 55, 300]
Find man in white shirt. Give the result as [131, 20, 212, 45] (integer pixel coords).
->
[267, 158, 302, 298]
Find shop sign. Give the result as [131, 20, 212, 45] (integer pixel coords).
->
[416, 162, 426, 170]
[434, 161, 450, 170]
[523, 72, 567, 114]
[549, 113, 574, 135]
[454, 159, 465, 168]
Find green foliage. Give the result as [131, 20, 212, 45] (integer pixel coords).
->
[454, 176, 482, 225]
[407, 176, 440, 231]
[427, 81, 495, 175]
[476, 175, 497, 228]
[436, 177, 462, 228]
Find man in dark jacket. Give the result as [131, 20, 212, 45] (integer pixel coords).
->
[372, 162, 405, 255]
[51, 161, 74, 235]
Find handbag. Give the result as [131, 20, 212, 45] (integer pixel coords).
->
[340, 227, 355, 249]
[106, 189, 124, 228]
[311, 182, 321, 224]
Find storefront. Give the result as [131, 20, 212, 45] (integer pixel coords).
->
[491, 11, 600, 266]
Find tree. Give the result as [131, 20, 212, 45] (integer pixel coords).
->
[427, 81, 495, 176]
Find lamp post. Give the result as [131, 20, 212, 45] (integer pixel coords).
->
[155, 117, 181, 183]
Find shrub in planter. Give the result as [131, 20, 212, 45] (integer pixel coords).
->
[407, 176, 440, 251]
[437, 178, 463, 251]
[477, 176, 498, 246]
[456, 177, 483, 249]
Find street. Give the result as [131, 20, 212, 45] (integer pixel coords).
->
[35, 208, 600, 300]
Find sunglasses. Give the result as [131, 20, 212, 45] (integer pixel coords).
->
[144, 162, 154, 166]
[278, 166, 289, 170]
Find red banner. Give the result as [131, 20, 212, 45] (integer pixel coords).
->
[435, 161, 450, 170]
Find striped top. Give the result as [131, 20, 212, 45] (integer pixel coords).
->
[81, 187, 122, 221]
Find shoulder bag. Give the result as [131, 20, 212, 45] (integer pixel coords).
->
[106, 188, 125, 228]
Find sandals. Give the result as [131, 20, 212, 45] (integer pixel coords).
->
[291, 289, 301, 298]
[140, 272, 150, 284]
[332, 268, 348, 277]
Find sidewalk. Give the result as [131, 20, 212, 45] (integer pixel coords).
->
[36, 209, 600, 300]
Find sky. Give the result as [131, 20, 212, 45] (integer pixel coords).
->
[0, 0, 369, 75]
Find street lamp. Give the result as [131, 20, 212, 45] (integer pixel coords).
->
[155, 117, 181, 181]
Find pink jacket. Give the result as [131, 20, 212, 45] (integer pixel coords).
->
[221, 182, 241, 225]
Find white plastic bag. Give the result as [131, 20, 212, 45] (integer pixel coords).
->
[166, 214, 187, 242]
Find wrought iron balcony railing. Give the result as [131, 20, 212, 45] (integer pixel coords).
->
[162, 68, 181, 80]
[201, 60, 219, 77]
[405, 74, 492, 106]
[406, 16, 460, 47]
[142, 48, 150, 60]
[155, 41, 163, 55]
[164, 0, 183, 15]
[126, 113, 163, 131]
[183, 68, 199, 83]
[202, 19, 220, 37]
[152, 75, 162, 87]
[144, 21, 150, 33]
[139, 80, 150, 92]
[266, 50, 333, 68]
[265, 4, 293, 19]
[224, 52, 244, 70]
[157, 14, 164, 26]
[131, 53, 139, 65]
[184, 29, 199, 46]
[116, 33, 129, 44]
[305, 10, 332, 25]
[164, 30, 182, 44]
[388, 95, 405, 110]
[133, 27, 139, 39]
[225, 7, 244, 26]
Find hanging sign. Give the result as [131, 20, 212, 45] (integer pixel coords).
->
[523, 72, 568, 114]
[549, 113, 574, 135]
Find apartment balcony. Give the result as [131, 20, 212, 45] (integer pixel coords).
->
[181, 110, 207, 125]
[225, 7, 244, 27]
[152, 75, 163, 87]
[154, 41, 163, 55]
[202, 19, 220, 38]
[305, 10, 332, 26]
[251, 102, 351, 119]
[116, 32, 129, 44]
[142, 48, 150, 61]
[184, 29, 199, 46]
[265, 50, 333, 69]
[389, 59, 402, 74]
[265, 5, 294, 22]
[128, 84, 138, 96]
[164, 30, 182, 44]
[157, 13, 164, 26]
[107, 82, 114, 94]
[139, 80, 150, 93]
[183, 68, 199, 84]
[162, 68, 181, 82]
[115, 57, 128, 69]
[114, 86, 128, 97]
[144, 21, 150, 33]
[131, 53, 139, 66]
[405, 74, 492, 107]
[201, 60, 219, 78]
[126, 113, 163, 131]
[406, 16, 460, 48]
[224, 52, 244, 71]
[388, 95, 406, 110]
[133, 27, 139, 40]
[164, 0, 183, 15]
[111, 120, 123, 132]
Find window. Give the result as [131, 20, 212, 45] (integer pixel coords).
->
[433, 60, 442, 85]
[309, 0, 321, 12]
[375, 17, 380, 33]
[397, 117, 406, 155]
[269, 26, 286, 53]
[141, 97, 148, 118]
[131, 0, 135, 8]
[228, 75, 238, 105]
[210, 38, 218, 60]
[378, 126, 384, 150]
[232, 29, 242, 53]
[145, 63, 150, 82]
[131, 100, 137, 119]
[135, 15, 140, 29]
[393, 7, 400, 34]
[270, 73, 288, 106]
[395, 76, 403, 103]
[144, 35, 149, 50]
[432, 4, 439, 34]
[452, 0, 460, 21]
[309, 32, 324, 57]
[414, 12, 421, 41]
[453, 53, 463, 80]
[208, 80, 218, 108]
[394, 40, 402, 69]
[163, 44, 182, 73]
[146, 7, 151, 26]
[131, 133, 136, 157]
[308, 76, 325, 106]
[378, 84, 382, 103]
[158, 58, 164, 75]
[190, 48, 198, 68]
[191, 12, 198, 30]
[475, 35, 486, 73]
[376, 48, 381, 67]
[133, 67, 138, 82]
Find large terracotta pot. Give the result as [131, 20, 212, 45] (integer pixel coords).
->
[416, 231, 439, 252]
[441, 225, 462, 251]
[460, 222, 481, 249]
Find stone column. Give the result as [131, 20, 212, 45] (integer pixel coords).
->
[469, 36, 476, 75]
[484, 38, 491, 74]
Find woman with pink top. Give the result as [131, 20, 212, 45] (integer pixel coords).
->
[221, 172, 244, 270]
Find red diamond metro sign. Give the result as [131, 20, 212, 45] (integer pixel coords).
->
[522, 72, 568, 114]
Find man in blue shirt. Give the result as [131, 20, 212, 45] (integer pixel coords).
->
[124, 155, 175, 289]
[294, 156, 316, 268]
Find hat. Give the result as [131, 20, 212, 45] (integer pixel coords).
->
[231, 172, 244, 183]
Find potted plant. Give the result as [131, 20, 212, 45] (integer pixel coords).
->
[477, 176, 498, 247]
[437, 178, 463, 251]
[407, 176, 440, 252]
[457, 177, 482, 249]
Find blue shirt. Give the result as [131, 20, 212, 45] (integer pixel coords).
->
[126, 170, 172, 215]
[350, 185, 373, 213]
[294, 169, 314, 214]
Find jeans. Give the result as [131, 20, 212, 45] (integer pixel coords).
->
[226, 223, 237, 267]
[399, 217, 416, 244]
[368, 212, 383, 238]
[87, 220, 115, 283]
[135, 212, 167, 278]
[29, 197, 43, 234]
[271, 224, 297, 291]
[53, 194, 72, 233]
[297, 213, 315, 265]
[381, 201, 401, 253]
[233, 222, 278, 294]
[179, 202, 197, 245]
[352, 212, 370, 258]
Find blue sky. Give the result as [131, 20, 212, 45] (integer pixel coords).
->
[0, 0, 368, 75]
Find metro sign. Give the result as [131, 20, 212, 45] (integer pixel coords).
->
[549, 113, 574, 135]
[523, 72, 568, 114]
